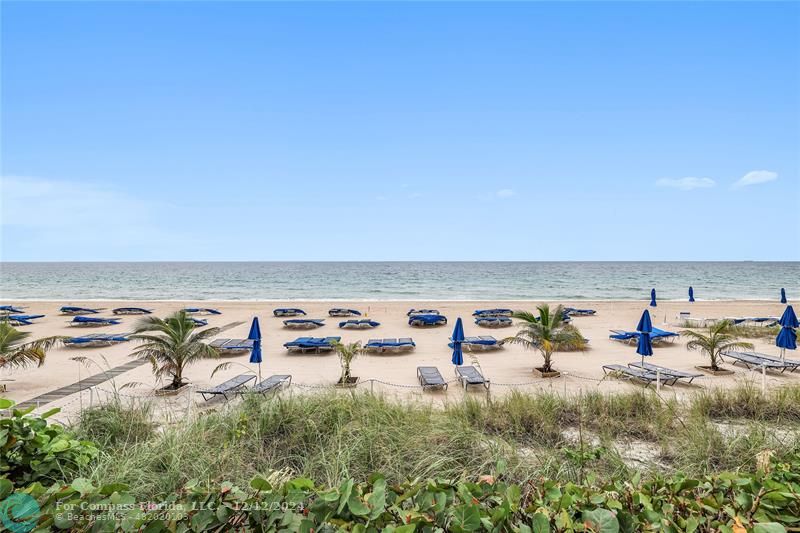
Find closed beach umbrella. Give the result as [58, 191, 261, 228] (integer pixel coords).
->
[781, 288, 787, 304]
[248, 317, 263, 381]
[451, 317, 464, 366]
[689, 286, 695, 302]
[636, 309, 653, 366]
[776, 305, 798, 362]
[649, 288, 657, 307]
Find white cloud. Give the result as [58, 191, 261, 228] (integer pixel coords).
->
[496, 188, 516, 198]
[732, 170, 778, 189]
[655, 177, 716, 191]
[1, 175, 189, 258]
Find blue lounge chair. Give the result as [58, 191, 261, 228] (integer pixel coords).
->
[60, 306, 101, 315]
[409, 314, 447, 327]
[339, 319, 380, 329]
[0, 305, 25, 314]
[112, 307, 152, 315]
[365, 338, 416, 353]
[283, 336, 340, 353]
[70, 316, 121, 327]
[609, 327, 679, 344]
[329, 308, 361, 317]
[184, 307, 222, 315]
[475, 316, 512, 328]
[188, 317, 208, 326]
[564, 308, 596, 317]
[283, 318, 325, 329]
[407, 309, 439, 316]
[274, 308, 306, 317]
[458, 336, 505, 351]
[65, 333, 130, 348]
[6, 314, 45, 326]
[473, 309, 513, 317]
[209, 338, 255, 355]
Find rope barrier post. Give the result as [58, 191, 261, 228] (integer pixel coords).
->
[656, 369, 661, 393]
[761, 363, 766, 395]
[370, 380, 374, 395]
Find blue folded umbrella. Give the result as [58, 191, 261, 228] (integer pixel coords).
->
[689, 287, 695, 302]
[781, 288, 787, 304]
[451, 317, 464, 366]
[650, 289, 657, 307]
[777, 305, 798, 359]
[7, 314, 45, 325]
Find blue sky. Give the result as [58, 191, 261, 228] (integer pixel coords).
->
[2, 2, 798, 261]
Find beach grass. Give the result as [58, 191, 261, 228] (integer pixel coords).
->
[75, 384, 800, 500]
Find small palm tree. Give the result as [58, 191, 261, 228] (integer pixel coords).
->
[130, 310, 223, 389]
[505, 304, 585, 373]
[0, 321, 61, 370]
[333, 341, 362, 384]
[682, 320, 754, 371]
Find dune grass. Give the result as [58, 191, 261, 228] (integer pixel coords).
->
[74, 384, 800, 500]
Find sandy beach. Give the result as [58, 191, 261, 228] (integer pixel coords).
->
[2, 299, 796, 420]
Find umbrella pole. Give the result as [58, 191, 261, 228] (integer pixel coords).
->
[781, 348, 785, 364]
[258, 363, 262, 382]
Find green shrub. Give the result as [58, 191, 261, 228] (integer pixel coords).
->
[0, 399, 98, 487]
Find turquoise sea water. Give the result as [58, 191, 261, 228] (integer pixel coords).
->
[0, 262, 797, 301]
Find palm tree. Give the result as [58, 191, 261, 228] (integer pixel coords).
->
[0, 321, 61, 370]
[505, 304, 585, 373]
[130, 310, 223, 390]
[682, 320, 754, 371]
[333, 341, 362, 384]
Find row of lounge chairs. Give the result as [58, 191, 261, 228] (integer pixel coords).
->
[722, 351, 800, 373]
[677, 314, 779, 328]
[602, 362, 702, 387]
[281, 318, 381, 329]
[197, 365, 491, 401]
[196, 374, 291, 401]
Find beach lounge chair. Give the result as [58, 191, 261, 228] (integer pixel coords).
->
[628, 362, 703, 384]
[329, 308, 361, 317]
[283, 318, 325, 329]
[473, 308, 513, 317]
[112, 307, 152, 315]
[65, 333, 130, 348]
[365, 338, 416, 353]
[60, 306, 101, 315]
[417, 366, 448, 390]
[209, 338, 255, 355]
[454, 366, 490, 390]
[283, 336, 340, 353]
[721, 351, 800, 373]
[339, 319, 380, 329]
[609, 327, 679, 345]
[184, 307, 222, 315]
[274, 308, 306, 317]
[407, 309, 439, 316]
[196, 374, 256, 401]
[747, 352, 800, 373]
[408, 314, 447, 327]
[248, 375, 292, 394]
[69, 316, 121, 327]
[460, 336, 505, 351]
[5, 314, 45, 326]
[188, 317, 208, 326]
[564, 308, 596, 317]
[0, 305, 24, 315]
[601, 364, 677, 387]
[475, 316, 512, 328]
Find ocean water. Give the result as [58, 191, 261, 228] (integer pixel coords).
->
[0, 262, 797, 301]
